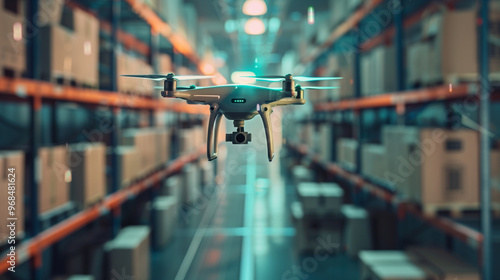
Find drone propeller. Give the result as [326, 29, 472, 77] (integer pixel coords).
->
[301, 86, 339, 90]
[245, 75, 342, 82]
[153, 86, 195, 90]
[122, 74, 214, 81]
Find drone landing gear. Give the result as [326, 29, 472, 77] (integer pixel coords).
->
[226, 120, 252, 144]
[207, 104, 223, 161]
[259, 104, 274, 162]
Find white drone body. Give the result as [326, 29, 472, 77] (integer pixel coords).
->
[123, 73, 340, 162]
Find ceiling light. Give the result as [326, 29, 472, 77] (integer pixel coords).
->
[242, 0, 267, 16]
[244, 18, 266, 35]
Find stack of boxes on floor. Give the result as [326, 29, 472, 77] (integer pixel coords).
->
[0, 0, 25, 77]
[291, 180, 344, 254]
[359, 247, 479, 280]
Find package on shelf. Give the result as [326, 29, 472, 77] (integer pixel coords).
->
[407, 247, 479, 279]
[325, 52, 355, 99]
[292, 165, 313, 187]
[38, 0, 64, 25]
[179, 126, 204, 155]
[321, 183, 344, 214]
[298, 122, 314, 147]
[416, 8, 500, 85]
[361, 51, 374, 97]
[39, 146, 70, 214]
[181, 163, 201, 204]
[162, 176, 182, 203]
[406, 42, 425, 88]
[382, 126, 420, 197]
[0, 151, 25, 244]
[109, 146, 138, 188]
[317, 123, 334, 163]
[38, 6, 99, 87]
[122, 128, 163, 176]
[336, 138, 358, 171]
[341, 205, 372, 258]
[371, 45, 396, 95]
[0, 0, 26, 77]
[72, 8, 99, 88]
[69, 142, 106, 209]
[383, 126, 479, 208]
[199, 160, 214, 186]
[105, 226, 150, 280]
[117, 51, 154, 96]
[149, 196, 177, 249]
[361, 143, 387, 183]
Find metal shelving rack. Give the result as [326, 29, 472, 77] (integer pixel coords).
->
[289, 0, 496, 279]
[0, 0, 223, 279]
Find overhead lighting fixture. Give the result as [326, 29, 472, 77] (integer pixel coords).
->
[242, 0, 267, 16]
[244, 17, 266, 35]
[231, 71, 256, 84]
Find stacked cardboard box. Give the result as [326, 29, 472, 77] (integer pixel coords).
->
[325, 53, 355, 100]
[105, 226, 150, 280]
[179, 126, 205, 156]
[117, 52, 154, 96]
[318, 123, 334, 163]
[39, 5, 99, 87]
[291, 201, 343, 254]
[162, 176, 182, 203]
[361, 144, 387, 183]
[122, 128, 169, 177]
[336, 138, 358, 171]
[361, 46, 396, 96]
[407, 8, 500, 87]
[292, 165, 313, 187]
[181, 163, 201, 204]
[297, 183, 344, 215]
[383, 126, 480, 211]
[69, 143, 106, 209]
[110, 146, 138, 188]
[341, 205, 372, 257]
[0, 0, 25, 77]
[0, 151, 24, 244]
[150, 196, 177, 249]
[39, 146, 70, 214]
[158, 54, 172, 74]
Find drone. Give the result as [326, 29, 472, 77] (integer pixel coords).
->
[122, 73, 340, 162]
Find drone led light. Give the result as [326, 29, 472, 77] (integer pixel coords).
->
[13, 22, 22, 41]
[244, 17, 266, 35]
[242, 0, 267, 16]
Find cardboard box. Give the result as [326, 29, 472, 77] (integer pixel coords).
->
[406, 42, 425, 88]
[38, 0, 63, 25]
[39, 24, 75, 82]
[0, 0, 26, 76]
[0, 151, 25, 244]
[419, 129, 479, 206]
[39, 146, 69, 214]
[158, 54, 172, 73]
[361, 144, 387, 183]
[322, 183, 344, 214]
[341, 205, 371, 257]
[110, 146, 138, 188]
[73, 8, 99, 87]
[371, 45, 396, 94]
[150, 196, 177, 249]
[297, 183, 321, 214]
[182, 163, 200, 204]
[292, 166, 313, 187]
[105, 226, 150, 280]
[336, 138, 358, 171]
[162, 176, 182, 203]
[122, 129, 157, 176]
[318, 123, 334, 162]
[69, 143, 106, 209]
[358, 251, 436, 280]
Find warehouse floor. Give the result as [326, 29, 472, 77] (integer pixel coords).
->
[151, 120, 360, 280]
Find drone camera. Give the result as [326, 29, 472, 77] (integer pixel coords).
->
[226, 131, 252, 144]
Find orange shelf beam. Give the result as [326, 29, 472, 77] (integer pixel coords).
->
[287, 142, 483, 248]
[314, 84, 475, 112]
[0, 77, 208, 115]
[0, 148, 205, 275]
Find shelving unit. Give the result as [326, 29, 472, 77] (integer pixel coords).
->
[0, 147, 205, 274]
[287, 142, 484, 249]
[0, 1, 224, 279]
[290, 0, 495, 278]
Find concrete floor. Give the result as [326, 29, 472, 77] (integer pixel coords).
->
[151, 118, 361, 280]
